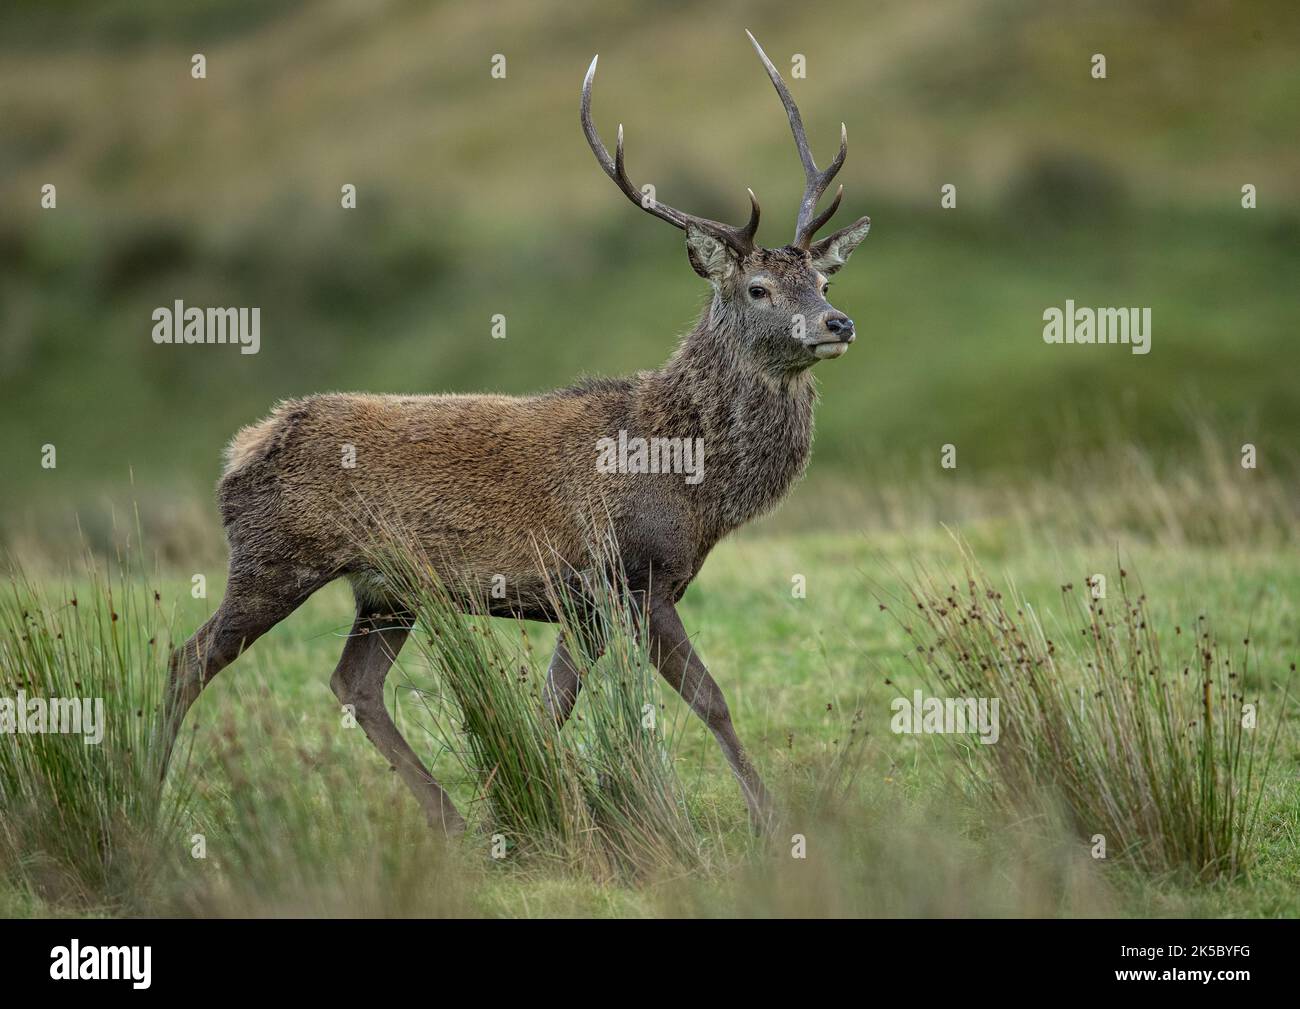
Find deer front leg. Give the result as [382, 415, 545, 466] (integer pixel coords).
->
[645, 596, 774, 832]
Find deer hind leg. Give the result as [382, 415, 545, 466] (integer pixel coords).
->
[645, 595, 774, 833]
[331, 605, 465, 834]
[161, 564, 320, 775]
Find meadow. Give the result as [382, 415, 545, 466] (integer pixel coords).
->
[1, 1, 1298, 918]
[2, 454, 1297, 918]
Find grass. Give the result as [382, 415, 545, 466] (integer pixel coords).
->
[366, 525, 713, 878]
[882, 542, 1282, 880]
[1, 480, 1297, 916]
[0, 538, 188, 912]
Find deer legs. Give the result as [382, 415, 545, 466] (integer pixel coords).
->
[166, 589, 464, 833]
[330, 607, 465, 833]
[542, 595, 771, 830]
[165, 580, 767, 837]
[645, 596, 774, 832]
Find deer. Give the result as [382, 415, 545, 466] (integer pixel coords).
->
[160, 31, 871, 834]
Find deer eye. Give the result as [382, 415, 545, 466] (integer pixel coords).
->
[748, 285, 769, 300]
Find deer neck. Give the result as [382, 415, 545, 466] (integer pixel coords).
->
[636, 309, 817, 535]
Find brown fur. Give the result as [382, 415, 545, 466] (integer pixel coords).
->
[211, 243, 869, 611]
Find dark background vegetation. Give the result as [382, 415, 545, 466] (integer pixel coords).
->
[1, 0, 1297, 554]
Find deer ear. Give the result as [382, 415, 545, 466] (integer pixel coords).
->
[808, 216, 871, 275]
[685, 225, 740, 284]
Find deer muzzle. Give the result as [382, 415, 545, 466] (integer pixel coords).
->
[808, 314, 854, 359]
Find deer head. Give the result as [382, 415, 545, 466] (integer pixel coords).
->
[581, 30, 871, 371]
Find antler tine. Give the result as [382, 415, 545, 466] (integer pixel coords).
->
[745, 30, 847, 249]
[581, 55, 760, 252]
[801, 182, 843, 244]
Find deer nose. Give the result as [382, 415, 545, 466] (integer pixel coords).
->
[825, 314, 855, 340]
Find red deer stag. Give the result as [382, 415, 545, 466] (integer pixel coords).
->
[162, 31, 871, 833]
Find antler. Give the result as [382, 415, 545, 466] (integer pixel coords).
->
[746, 30, 847, 249]
[581, 55, 761, 254]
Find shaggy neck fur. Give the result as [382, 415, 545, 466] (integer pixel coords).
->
[634, 298, 817, 538]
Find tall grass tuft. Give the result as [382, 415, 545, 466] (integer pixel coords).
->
[883, 542, 1279, 880]
[399, 566, 598, 864]
[543, 558, 703, 873]
[368, 526, 703, 879]
[0, 547, 189, 910]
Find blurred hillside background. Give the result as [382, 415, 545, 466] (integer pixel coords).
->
[1, 0, 1297, 560]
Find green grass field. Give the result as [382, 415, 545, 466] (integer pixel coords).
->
[3, 488, 1297, 918]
